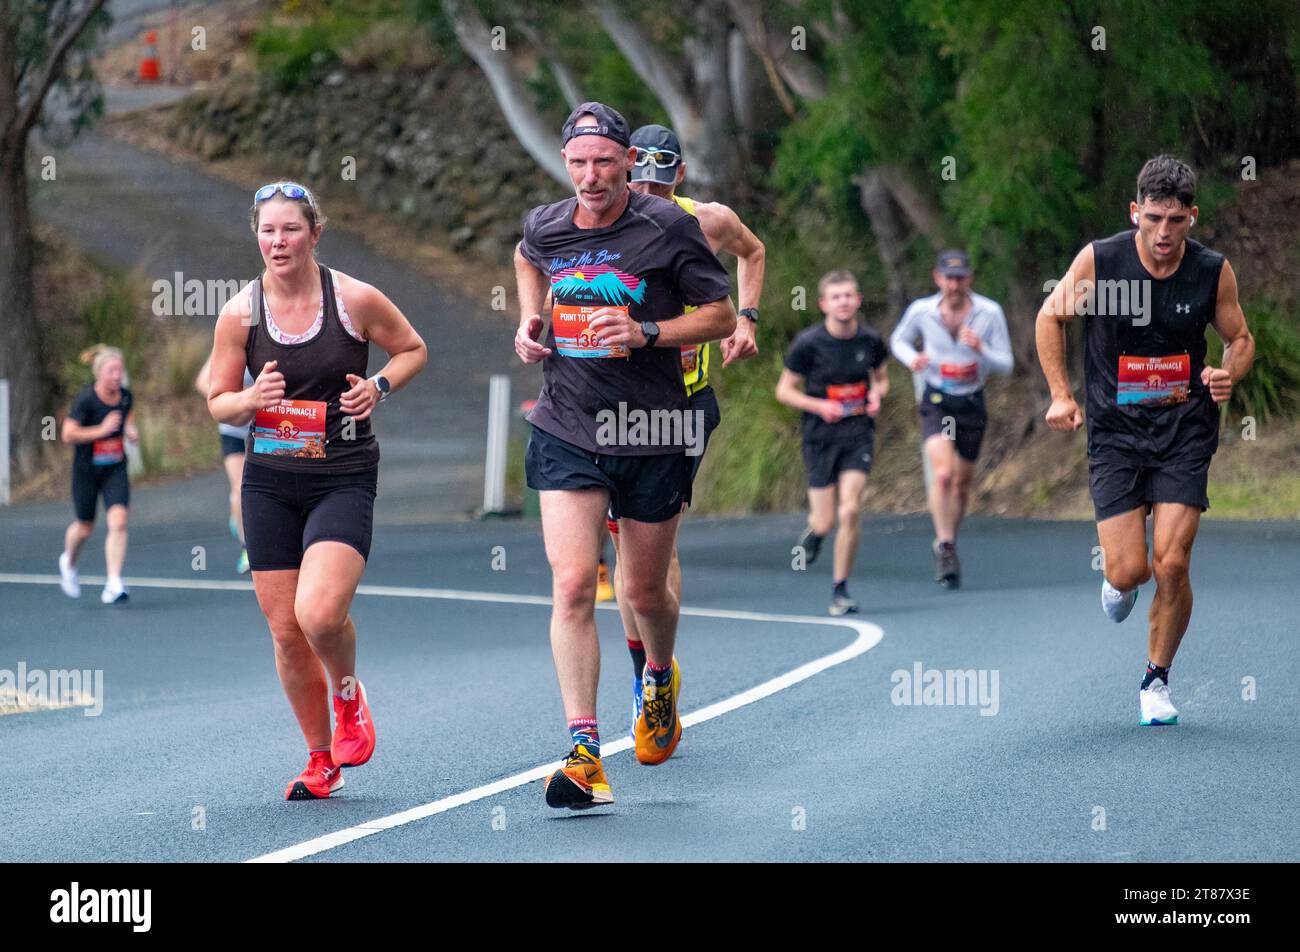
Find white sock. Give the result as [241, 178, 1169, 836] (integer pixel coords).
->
[107, 574, 123, 591]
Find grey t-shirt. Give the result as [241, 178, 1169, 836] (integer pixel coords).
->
[519, 190, 732, 455]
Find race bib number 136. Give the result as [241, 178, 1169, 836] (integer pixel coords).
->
[553, 305, 630, 359]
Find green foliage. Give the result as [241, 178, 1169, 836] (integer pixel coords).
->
[578, 48, 669, 128]
[253, 2, 378, 91]
[1207, 300, 1300, 424]
[52, 275, 145, 396]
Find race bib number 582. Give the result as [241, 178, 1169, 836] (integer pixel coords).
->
[253, 400, 327, 458]
[553, 305, 630, 359]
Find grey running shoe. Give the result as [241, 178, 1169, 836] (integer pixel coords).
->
[797, 527, 824, 566]
[934, 540, 960, 589]
[829, 591, 859, 616]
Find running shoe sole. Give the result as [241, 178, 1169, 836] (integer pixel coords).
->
[544, 770, 613, 810]
[285, 774, 345, 801]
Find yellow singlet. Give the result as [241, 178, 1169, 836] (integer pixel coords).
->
[673, 194, 711, 396]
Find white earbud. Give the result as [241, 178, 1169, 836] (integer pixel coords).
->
[1189, 216, 1196, 226]
[1131, 213, 1139, 225]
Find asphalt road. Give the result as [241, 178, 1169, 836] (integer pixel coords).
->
[2, 504, 1295, 862]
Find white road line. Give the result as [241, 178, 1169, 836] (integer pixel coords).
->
[248, 610, 880, 864]
[0, 573, 883, 862]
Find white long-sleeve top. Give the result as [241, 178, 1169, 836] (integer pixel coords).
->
[890, 291, 1013, 396]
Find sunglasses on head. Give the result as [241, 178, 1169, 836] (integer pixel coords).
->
[633, 148, 681, 169]
[254, 182, 316, 208]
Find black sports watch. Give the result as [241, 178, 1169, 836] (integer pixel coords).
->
[640, 321, 660, 348]
[739, 307, 759, 323]
[369, 374, 391, 402]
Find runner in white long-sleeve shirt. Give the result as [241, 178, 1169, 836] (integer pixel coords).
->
[890, 251, 1013, 588]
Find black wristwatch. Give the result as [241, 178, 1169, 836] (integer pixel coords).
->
[640, 321, 660, 348]
[739, 307, 759, 323]
[369, 374, 391, 402]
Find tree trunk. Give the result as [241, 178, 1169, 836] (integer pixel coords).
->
[441, 0, 567, 186]
[852, 166, 912, 319]
[593, 0, 742, 194]
[0, 150, 48, 477]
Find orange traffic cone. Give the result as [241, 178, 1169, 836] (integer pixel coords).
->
[138, 30, 160, 82]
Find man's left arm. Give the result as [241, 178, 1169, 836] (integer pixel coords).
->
[1205, 259, 1254, 403]
[961, 305, 1014, 375]
[702, 203, 764, 366]
[654, 298, 737, 348]
[866, 361, 890, 417]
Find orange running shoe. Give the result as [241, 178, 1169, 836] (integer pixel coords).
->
[596, 560, 615, 603]
[331, 681, 376, 768]
[635, 657, 682, 765]
[285, 750, 344, 801]
[544, 744, 614, 810]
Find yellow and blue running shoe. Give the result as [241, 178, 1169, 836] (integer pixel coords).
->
[635, 658, 681, 765]
[544, 744, 614, 810]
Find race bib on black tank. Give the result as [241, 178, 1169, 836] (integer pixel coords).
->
[252, 400, 327, 458]
[1117, 353, 1190, 406]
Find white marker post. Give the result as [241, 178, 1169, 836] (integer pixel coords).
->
[482, 374, 510, 515]
[0, 380, 10, 506]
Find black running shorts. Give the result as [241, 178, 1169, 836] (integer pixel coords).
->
[241, 461, 378, 570]
[802, 437, 874, 490]
[686, 385, 722, 493]
[918, 387, 987, 462]
[220, 433, 246, 458]
[1088, 454, 1212, 522]
[526, 425, 690, 523]
[71, 463, 129, 522]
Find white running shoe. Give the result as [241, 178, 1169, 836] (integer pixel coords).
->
[58, 553, 80, 598]
[1140, 678, 1179, 726]
[101, 582, 129, 605]
[1101, 579, 1138, 623]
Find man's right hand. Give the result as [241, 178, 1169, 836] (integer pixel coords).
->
[99, 410, 123, 436]
[515, 315, 552, 364]
[1045, 395, 1083, 432]
[910, 353, 930, 372]
[816, 400, 846, 424]
[249, 360, 286, 411]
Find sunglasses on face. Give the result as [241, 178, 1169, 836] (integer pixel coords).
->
[633, 148, 681, 169]
[254, 182, 316, 208]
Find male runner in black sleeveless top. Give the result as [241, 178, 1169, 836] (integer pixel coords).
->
[1036, 155, 1254, 726]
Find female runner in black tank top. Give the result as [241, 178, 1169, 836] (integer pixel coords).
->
[205, 183, 427, 801]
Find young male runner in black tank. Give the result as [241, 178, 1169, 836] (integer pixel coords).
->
[777, 270, 889, 616]
[1037, 155, 1254, 726]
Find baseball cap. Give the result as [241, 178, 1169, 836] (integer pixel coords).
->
[935, 250, 972, 277]
[629, 124, 683, 184]
[561, 102, 631, 148]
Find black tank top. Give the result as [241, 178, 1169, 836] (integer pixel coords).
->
[1085, 230, 1223, 462]
[244, 263, 379, 473]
